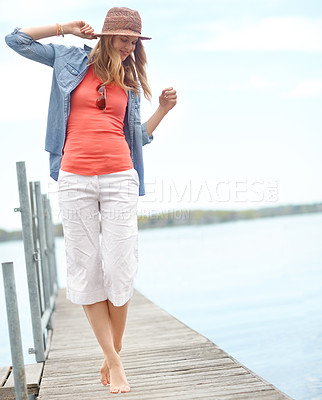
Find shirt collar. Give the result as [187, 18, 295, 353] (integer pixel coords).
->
[84, 44, 93, 55]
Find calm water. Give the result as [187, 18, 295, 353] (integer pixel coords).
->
[0, 213, 321, 400]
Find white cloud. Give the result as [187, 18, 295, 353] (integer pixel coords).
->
[1, 34, 97, 122]
[197, 17, 322, 52]
[230, 75, 275, 91]
[288, 79, 322, 97]
[0, 61, 52, 122]
[0, 0, 89, 22]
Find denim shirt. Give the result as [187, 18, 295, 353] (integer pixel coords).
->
[5, 28, 153, 196]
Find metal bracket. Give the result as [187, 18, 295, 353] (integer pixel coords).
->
[33, 252, 41, 262]
[31, 213, 38, 221]
[14, 207, 21, 212]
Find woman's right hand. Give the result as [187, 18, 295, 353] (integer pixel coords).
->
[66, 21, 97, 39]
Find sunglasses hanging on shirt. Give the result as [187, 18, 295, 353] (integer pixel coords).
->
[96, 84, 107, 111]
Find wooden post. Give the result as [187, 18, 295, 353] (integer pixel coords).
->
[15, 162, 45, 362]
[2, 262, 29, 400]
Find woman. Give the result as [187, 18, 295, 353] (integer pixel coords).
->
[5, 7, 177, 394]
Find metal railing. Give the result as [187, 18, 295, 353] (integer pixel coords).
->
[1, 161, 58, 399]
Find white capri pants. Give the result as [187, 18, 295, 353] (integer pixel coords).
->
[57, 167, 139, 307]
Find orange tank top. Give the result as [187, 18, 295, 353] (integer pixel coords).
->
[60, 64, 133, 175]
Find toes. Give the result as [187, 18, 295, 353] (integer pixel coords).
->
[100, 376, 109, 386]
[120, 385, 130, 393]
[100, 363, 110, 385]
[100, 372, 107, 385]
[110, 386, 121, 394]
[100, 374, 110, 385]
[110, 384, 130, 393]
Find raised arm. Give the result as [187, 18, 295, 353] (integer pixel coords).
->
[20, 21, 96, 40]
[145, 87, 177, 137]
[5, 22, 97, 67]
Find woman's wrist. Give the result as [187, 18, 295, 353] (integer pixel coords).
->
[157, 105, 169, 117]
[61, 23, 72, 35]
[55, 23, 70, 36]
[20, 25, 66, 40]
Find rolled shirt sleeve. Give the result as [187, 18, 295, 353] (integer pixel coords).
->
[141, 122, 154, 145]
[5, 27, 55, 67]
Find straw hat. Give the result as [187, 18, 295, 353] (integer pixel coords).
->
[94, 7, 151, 40]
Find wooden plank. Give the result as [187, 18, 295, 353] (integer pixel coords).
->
[38, 289, 294, 400]
[0, 366, 11, 387]
[1, 363, 44, 398]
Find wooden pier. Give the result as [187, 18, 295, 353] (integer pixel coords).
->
[38, 288, 293, 400]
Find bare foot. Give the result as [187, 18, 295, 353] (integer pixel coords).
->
[100, 359, 110, 386]
[109, 354, 130, 394]
[100, 343, 122, 386]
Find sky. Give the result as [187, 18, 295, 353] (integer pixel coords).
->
[0, 0, 321, 230]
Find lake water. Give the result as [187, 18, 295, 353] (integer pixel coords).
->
[0, 213, 321, 400]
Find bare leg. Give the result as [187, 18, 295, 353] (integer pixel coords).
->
[108, 299, 130, 352]
[100, 299, 130, 385]
[83, 301, 130, 393]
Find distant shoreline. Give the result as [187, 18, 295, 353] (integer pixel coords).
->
[1, 202, 322, 242]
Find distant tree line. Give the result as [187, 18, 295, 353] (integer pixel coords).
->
[1, 202, 322, 241]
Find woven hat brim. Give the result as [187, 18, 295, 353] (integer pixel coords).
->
[93, 30, 151, 40]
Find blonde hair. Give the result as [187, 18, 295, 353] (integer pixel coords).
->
[87, 36, 151, 101]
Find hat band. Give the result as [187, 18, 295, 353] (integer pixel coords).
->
[103, 27, 141, 35]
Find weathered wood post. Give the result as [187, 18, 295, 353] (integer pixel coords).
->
[34, 181, 52, 327]
[1, 262, 29, 400]
[15, 161, 45, 362]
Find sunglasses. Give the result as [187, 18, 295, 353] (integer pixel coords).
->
[96, 84, 107, 111]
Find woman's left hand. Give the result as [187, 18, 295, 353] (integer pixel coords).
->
[159, 87, 177, 114]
